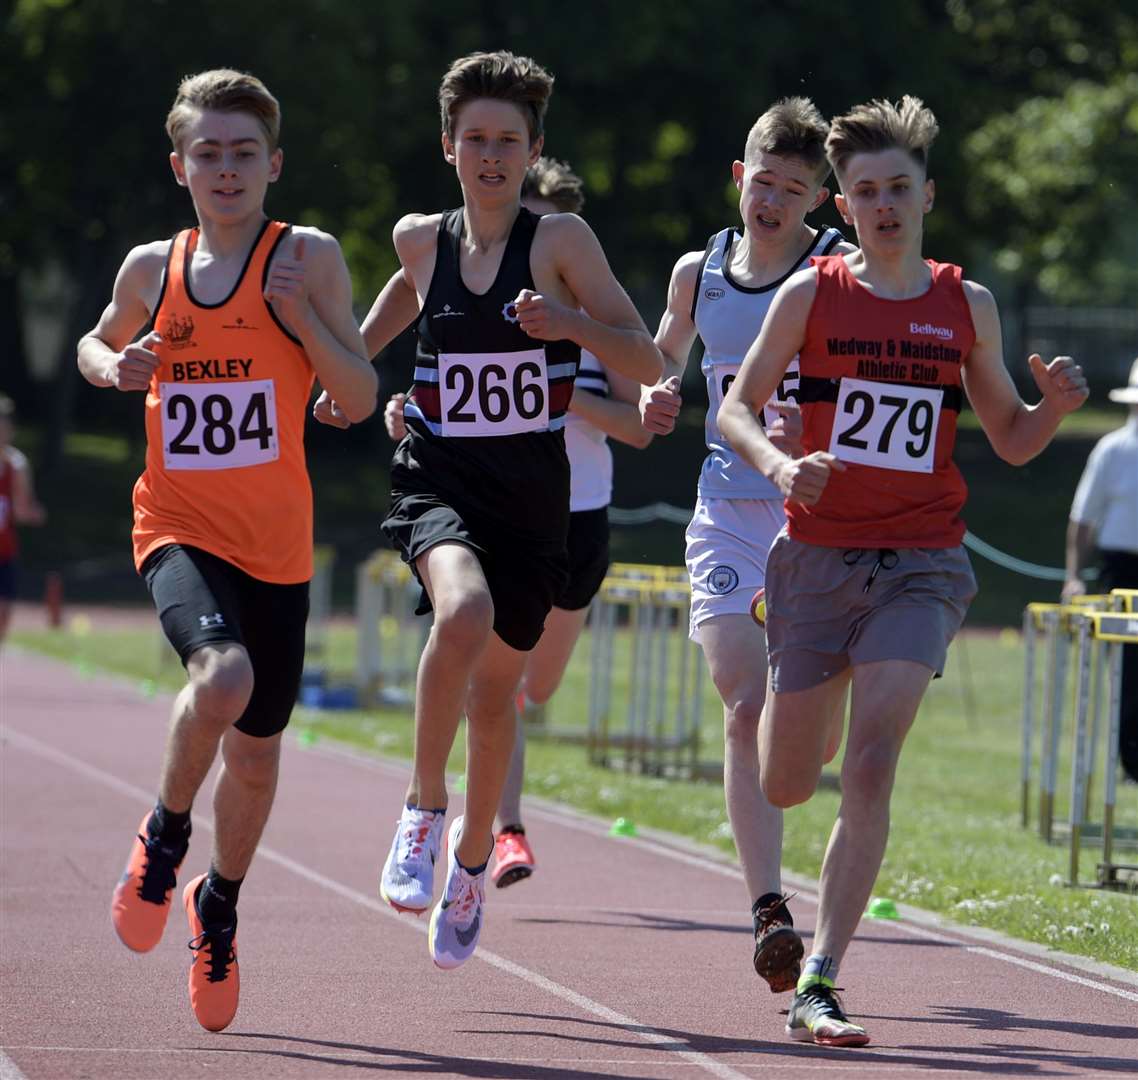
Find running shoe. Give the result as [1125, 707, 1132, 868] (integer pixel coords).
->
[380, 805, 445, 914]
[491, 828, 535, 889]
[183, 874, 239, 1033]
[752, 892, 804, 993]
[786, 980, 869, 1047]
[110, 813, 188, 953]
[428, 815, 486, 970]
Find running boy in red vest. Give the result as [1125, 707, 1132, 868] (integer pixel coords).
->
[77, 69, 376, 1032]
[719, 96, 1087, 1047]
[326, 50, 660, 971]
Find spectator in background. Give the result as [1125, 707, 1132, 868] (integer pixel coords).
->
[0, 394, 47, 645]
[1064, 358, 1138, 781]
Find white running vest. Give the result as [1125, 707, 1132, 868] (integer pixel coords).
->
[564, 349, 613, 512]
[695, 225, 844, 500]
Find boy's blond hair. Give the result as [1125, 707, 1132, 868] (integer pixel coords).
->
[825, 96, 939, 178]
[522, 157, 585, 214]
[438, 50, 554, 143]
[744, 97, 830, 183]
[165, 69, 281, 153]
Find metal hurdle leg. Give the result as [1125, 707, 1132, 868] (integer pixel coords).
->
[1039, 611, 1069, 843]
[1101, 639, 1123, 880]
[1068, 615, 1093, 885]
[1021, 607, 1037, 828]
[355, 558, 382, 704]
[1083, 635, 1107, 821]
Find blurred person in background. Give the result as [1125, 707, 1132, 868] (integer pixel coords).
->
[1063, 357, 1138, 781]
[0, 394, 47, 645]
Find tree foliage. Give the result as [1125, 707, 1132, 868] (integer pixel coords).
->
[3, 0, 1135, 433]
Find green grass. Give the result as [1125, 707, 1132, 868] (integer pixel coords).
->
[13, 617, 1138, 971]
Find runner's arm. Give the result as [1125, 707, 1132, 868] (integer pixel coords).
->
[315, 217, 433, 428]
[525, 215, 662, 385]
[960, 282, 1087, 465]
[77, 243, 167, 390]
[361, 267, 421, 360]
[271, 229, 377, 423]
[639, 251, 701, 435]
[567, 366, 653, 449]
[720, 269, 843, 504]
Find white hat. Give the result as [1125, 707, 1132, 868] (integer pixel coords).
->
[1108, 358, 1138, 404]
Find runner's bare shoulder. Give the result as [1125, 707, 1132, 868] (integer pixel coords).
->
[393, 213, 444, 261]
[118, 239, 173, 317]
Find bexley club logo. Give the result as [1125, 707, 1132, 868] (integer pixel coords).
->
[160, 314, 196, 350]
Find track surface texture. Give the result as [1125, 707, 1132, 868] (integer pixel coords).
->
[3, 648, 1137, 1079]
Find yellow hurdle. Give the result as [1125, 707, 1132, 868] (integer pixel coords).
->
[1066, 601, 1138, 887]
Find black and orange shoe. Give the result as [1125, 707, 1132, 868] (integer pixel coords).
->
[183, 874, 239, 1032]
[110, 813, 188, 953]
[786, 979, 870, 1047]
[752, 892, 804, 993]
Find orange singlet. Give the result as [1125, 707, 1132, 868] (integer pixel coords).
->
[133, 220, 315, 583]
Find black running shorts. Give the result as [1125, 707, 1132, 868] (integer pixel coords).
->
[555, 507, 610, 612]
[141, 544, 309, 738]
[382, 491, 568, 652]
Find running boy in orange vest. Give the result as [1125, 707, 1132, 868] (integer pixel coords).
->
[720, 96, 1086, 1047]
[77, 69, 376, 1032]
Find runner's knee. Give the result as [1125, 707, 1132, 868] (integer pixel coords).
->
[221, 733, 280, 789]
[761, 767, 818, 809]
[840, 738, 899, 806]
[432, 590, 493, 656]
[188, 647, 254, 724]
[724, 696, 763, 749]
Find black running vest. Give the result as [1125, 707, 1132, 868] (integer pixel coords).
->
[392, 207, 581, 550]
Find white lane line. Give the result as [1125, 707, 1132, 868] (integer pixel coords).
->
[0, 1046, 964, 1074]
[0, 727, 748, 1080]
[0, 1051, 29, 1080]
[963, 946, 1138, 1003]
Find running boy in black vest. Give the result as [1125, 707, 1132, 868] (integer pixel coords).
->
[323, 50, 661, 969]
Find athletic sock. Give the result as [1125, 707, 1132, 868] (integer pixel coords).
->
[499, 824, 525, 836]
[455, 851, 490, 877]
[149, 801, 191, 847]
[407, 803, 447, 815]
[197, 869, 243, 929]
[798, 953, 838, 991]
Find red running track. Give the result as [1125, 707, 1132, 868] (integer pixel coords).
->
[2, 649, 1137, 1079]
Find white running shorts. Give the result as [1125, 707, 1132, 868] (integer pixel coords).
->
[685, 497, 786, 641]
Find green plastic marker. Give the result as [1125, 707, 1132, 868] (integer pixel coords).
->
[609, 817, 638, 837]
[866, 897, 900, 920]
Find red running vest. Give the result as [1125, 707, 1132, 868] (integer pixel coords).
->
[0, 452, 16, 561]
[789, 256, 976, 548]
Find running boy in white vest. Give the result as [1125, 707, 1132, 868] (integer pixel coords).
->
[640, 98, 854, 994]
[720, 96, 1086, 1046]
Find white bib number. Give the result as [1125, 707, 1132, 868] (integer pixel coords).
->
[161, 379, 279, 471]
[438, 349, 549, 436]
[713, 356, 800, 429]
[828, 377, 942, 473]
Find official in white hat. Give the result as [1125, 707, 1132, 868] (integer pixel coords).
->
[1065, 356, 1138, 780]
